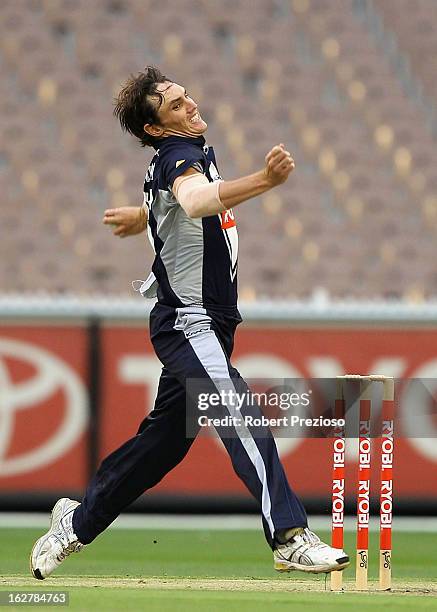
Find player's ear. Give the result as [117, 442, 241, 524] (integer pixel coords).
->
[144, 123, 164, 137]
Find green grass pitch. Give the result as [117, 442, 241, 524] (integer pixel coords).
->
[1, 527, 436, 611]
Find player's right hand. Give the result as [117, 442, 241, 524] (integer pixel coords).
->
[264, 144, 295, 186]
[103, 206, 147, 238]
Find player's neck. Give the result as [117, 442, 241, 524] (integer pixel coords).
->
[160, 127, 207, 139]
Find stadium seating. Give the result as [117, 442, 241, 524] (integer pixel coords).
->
[1, 0, 436, 300]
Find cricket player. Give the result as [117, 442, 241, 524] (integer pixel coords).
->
[30, 66, 349, 579]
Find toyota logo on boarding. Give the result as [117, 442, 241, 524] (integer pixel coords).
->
[0, 338, 88, 476]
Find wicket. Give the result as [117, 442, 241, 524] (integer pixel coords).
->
[330, 374, 395, 591]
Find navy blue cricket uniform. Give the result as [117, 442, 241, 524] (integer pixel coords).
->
[73, 135, 307, 548]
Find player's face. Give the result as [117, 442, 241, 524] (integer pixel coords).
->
[147, 81, 207, 138]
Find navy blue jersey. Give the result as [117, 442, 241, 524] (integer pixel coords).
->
[142, 135, 238, 311]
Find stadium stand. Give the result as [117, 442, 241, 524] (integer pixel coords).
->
[1, 0, 436, 300]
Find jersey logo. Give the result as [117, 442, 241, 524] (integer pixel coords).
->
[219, 209, 238, 281]
[176, 159, 185, 168]
[220, 209, 237, 229]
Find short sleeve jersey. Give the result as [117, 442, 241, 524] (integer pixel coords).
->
[143, 135, 238, 311]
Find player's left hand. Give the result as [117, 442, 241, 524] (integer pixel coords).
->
[103, 206, 147, 238]
[264, 144, 295, 187]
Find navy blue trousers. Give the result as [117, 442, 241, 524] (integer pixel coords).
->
[73, 304, 307, 548]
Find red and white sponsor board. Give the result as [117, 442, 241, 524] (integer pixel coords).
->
[0, 326, 89, 492]
[1, 321, 437, 505]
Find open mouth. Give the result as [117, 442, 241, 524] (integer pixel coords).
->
[189, 112, 201, 123]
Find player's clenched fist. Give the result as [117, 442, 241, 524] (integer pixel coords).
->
[264, 143, 295, 186]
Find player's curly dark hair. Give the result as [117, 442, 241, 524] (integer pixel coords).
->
[113, 66, 170, 147]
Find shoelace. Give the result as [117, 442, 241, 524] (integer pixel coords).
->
[297, 529, 324, 546]
[279, 529, 327, 561]
[56, 542, 83, 563]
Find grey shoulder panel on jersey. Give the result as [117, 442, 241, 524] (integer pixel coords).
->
[153, 189, 204, 305]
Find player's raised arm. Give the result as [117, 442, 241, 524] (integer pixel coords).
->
[103, 206, 148, 238]
[219, 143, 295, 209]
[173, 144, 295, 219]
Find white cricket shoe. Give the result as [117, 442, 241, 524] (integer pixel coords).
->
[30, 498, 84, 580]
[273, 528, 350, 574]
